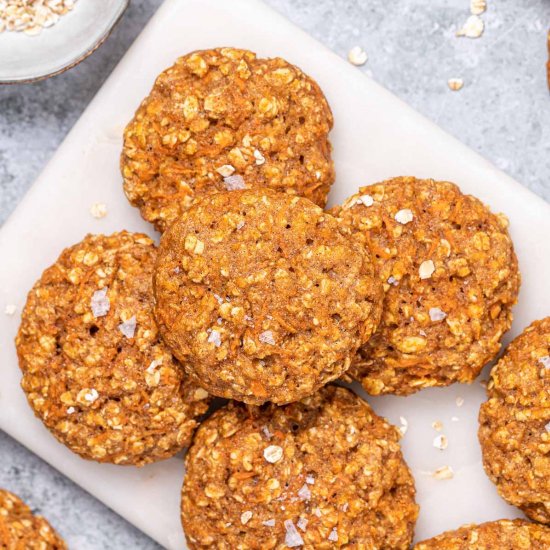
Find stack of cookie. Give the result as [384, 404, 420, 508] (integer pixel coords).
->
[13, 47, 550, 549]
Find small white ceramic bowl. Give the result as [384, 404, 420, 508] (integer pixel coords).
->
[0, 0, 128, 84]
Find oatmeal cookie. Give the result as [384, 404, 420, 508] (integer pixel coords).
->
[16, 232, 210, 466]
[414, 519, 550, 549]
[121, 47, 334, 232]
[332, 176, 520, 396]
[0, 489, 66, 549]
[154, 190, 382, 405]
[479, 317, 550, 523]
[181, 385, 418, 549]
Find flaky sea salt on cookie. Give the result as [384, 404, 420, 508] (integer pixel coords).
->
[16, 231, 210, 466]
[332, 176, 520, 396]
[154, 189, 382, 405]
[121, 47, 334, 232]
[181, 386, 418, 549]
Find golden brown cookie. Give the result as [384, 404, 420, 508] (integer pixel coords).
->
[154, 189, 382, 405]
[16, 232, 210, 466]
[331, 176, 520, 396]
[0, 489, 66, 549]
[121, 47, 334, 232]
[414, 519, 550, 549]
[181, 386, 418, 549]
[479, 317, 550, 523]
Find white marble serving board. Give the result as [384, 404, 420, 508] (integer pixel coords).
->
[1, 0, 548, 548]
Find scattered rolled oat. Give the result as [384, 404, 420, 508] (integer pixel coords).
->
[348, 46, 368, 66]
[263, 445, 283, 463]
[399, 416, 409, 435]
[358, 194, 374, 207]
[432, 420, 443, 432]
[240, 511, 253, 525]
[456, 15, 484, 38]
[447, 78, 464, 91]
[216, 164, 235, 177]
[470, 0, 487, 15]
[432, 465, 454, 480]
[451, 416, 459, 422]
[0, 0, 77, 36]
[118, 315, 137, 338]
[90, 202, 107, 219]
[429, 307, 447, 322]
[456, 396, 465, 407]
[419, 260, 435, 280]
[395, 209, 414, 225]
[4, 304, 16, 316]
[433, 434, 448, 450]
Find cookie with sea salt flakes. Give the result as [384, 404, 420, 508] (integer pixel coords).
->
[331, 176, 520, 396]
[414, 519, 550, 549]
[479, 317, 550, 524]
[0, 489, 66, 549]
[16, 232, 210, 466]
[153, 189, 383, 405]
[181, 385, 418, 549]
[121, 47, 334, 232]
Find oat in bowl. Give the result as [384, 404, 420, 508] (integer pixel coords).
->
[332, 176, 520, 396]
[153, 189, 383, 405]
[181, 385, 418, 549]
[121, 47, 335, 232]
[16, 231, 210, 466]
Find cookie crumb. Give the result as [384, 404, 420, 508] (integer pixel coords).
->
[4, 304, 16, 316]
[470, 0, 487, 15]
[348, 46, 368, 66]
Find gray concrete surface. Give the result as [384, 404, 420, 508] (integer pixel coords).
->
[0, 0, 548, 548]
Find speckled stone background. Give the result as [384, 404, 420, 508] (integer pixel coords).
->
[0, 0, 548, 548]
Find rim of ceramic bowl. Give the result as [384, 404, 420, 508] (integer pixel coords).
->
[0, 0, 129, 85]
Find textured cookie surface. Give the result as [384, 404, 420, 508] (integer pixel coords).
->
[331, 176, 520, 396]
[0, 489, 66, 549]
[182, 386, 418, 549]
[122, 47, 334, 232]
[16, 232, 210, 466]
[154, 190, 382, 404]
[414, 519, 550, 549]
[479, 317, 550, 523]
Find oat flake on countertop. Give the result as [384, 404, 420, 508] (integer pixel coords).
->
[470, 0, 487, 15]
[90, 202, 107, 219]
[448, 78, 464, 91]
[456, 14, 484, 38]
[0, 0, 77, 36]
[348, 46, 368, 66]
[4, 304, 16, 315]
[433, 465, 454, 480]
